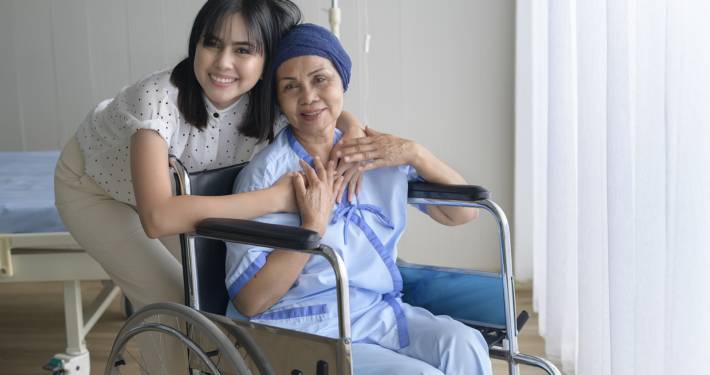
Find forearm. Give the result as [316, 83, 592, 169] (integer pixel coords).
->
[410, 144, 479, 225]
[139, 187, 285, 238]
[131, 129, 292, 238]
[233, 249, 311, 317]
[232, 218, 326, 317]
[233, 158, 338, 317]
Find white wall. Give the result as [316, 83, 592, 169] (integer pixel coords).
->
[300, 0, 515, 273]
[0, 0, 515, 273]
[0, 0, 204, 150]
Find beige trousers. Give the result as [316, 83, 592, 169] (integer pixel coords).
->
[54, 137, 187, 373]
[54, 137, 183, 310]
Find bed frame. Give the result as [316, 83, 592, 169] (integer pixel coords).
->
[1, 150, 121, 375]
[0, 232, 120, 375]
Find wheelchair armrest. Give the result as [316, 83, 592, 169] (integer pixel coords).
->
[408, 182, 490, 202]
[195, 218, 321, 250]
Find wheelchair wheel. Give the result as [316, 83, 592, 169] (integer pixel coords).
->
[105, 302, 250, 375]
[204, 312, 276, 375]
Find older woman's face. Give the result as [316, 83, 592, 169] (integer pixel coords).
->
[276, 55, 344, 137]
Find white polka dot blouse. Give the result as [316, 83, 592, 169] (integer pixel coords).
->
[75, 69, 286, 205]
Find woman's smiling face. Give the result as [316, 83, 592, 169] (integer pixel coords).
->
[276, 55, 344, 137]
[193, 12, 264, 110]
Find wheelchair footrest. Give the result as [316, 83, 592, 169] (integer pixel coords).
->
[477, 310, 530, 348]
[481, 328, 506, 347]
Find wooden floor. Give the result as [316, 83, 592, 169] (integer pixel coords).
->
[0, 281, 556, 374]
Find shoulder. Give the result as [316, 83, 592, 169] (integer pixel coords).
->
[234, 128, 297, 192]
[274, 112, 289, 133]
[118, 69, 177, 109]
[100, 69, 183, 131]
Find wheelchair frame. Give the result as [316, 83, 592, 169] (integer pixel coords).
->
[106, 156, 560, 375]
[406, 193, 559, 374]
[173, 157, 560, 374]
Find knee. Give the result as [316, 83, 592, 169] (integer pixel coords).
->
[397, 362, 445, 375]
[438, 325, 492, 374]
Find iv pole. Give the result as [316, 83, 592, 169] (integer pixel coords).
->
[329, 0, 341, 38]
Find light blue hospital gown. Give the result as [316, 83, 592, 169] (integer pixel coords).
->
[225, 127, 492, 375]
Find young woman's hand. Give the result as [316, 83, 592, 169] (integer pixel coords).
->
[293, 157, 343, 235]
[271, 172, 297, 212]
[336, 127, 420, 171]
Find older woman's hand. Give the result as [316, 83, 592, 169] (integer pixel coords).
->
[336, 127, 420, 171]
[330, 123, 366, 204]
[293, 157, 344, 235]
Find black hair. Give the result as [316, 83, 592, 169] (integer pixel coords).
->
[170, 0, 301, 142]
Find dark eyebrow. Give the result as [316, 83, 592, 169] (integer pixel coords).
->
[203, 34, 254, 48]
[231, 41, 254, 48]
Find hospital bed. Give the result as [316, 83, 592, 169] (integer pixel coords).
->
[104, 157, 561, 375]
[0, 151, 121, 375]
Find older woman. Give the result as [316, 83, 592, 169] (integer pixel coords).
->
[225, 23, 492, 375]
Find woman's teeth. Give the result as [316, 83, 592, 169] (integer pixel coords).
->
[209, 74, 236, 84]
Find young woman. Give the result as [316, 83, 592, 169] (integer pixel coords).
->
[53, 0, 361, 313]
[225, 23, 492, 375]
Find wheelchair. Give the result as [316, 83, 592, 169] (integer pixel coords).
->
[104, 157, 561, 375]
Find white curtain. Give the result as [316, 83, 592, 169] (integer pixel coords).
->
[515, 0, 710, 374]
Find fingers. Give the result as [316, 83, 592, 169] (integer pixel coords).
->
[337, 165, 359, 203]
[292, 172, 306, 202]
[347, 170, 361, 203]
[336, 136, 374, 154]
[299, 159, 319, 188]
[312, 156, 328, 181]
[338, 142, 378, 156]
[333, 175, 345, 201]
[359, 159, 385, 172]
[328, 139, 344, 161]
[300, 157, 338, 192]
[335, 179, 346, 204]
[355, 171, 364, 195]
[342, 149, 382, 163]
[326, 160, 336, 186]
[335, 160, 351, 176]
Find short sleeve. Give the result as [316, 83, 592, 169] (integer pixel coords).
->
[112, 74, 179, 145]
[224, 211, 300, 300]
[400, 165, 429, 214]
[225, 155, 300, 300]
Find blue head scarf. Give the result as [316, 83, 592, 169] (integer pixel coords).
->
[270, 23, 352, 91]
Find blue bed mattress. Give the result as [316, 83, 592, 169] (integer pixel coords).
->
[0, 151, 66, 233]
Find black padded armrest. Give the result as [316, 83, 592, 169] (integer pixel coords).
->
[408, 182, 490, 202]
[196, 218, 321, 250]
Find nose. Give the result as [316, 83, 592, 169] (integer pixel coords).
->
[214, 48, 232, 70]
[299, 84, 319, 105]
